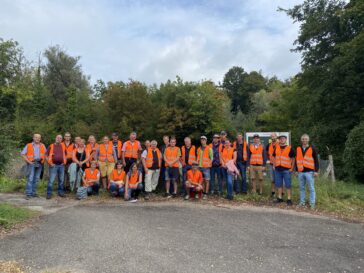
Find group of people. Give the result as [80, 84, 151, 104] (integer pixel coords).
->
[21, 130, 319, 208]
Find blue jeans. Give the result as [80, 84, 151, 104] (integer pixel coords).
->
[221, 168, 234, 199]
[234, 161, 247, 193]
[87, 183, 100, 195]
[109, 183, 126, 196]
[210, 166, 222, 193]
[268, 164, 275, 183]
[298, 172, 315, 205]
[25, 164, 43, 196]
[127, 183, 143, 199]
[274, 169, 292, 189]
[47, 165, 65, 195]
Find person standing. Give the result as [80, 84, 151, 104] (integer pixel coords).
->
[209, 134, 223, 195]
[63, 132, 74, 191]
[86, 135, 99, 164]
[96, 136, 117, 189]
[220, 139, 237, 200]
[141, 140, 162, 200]
[273, 135, 295, 205]
[21, 134, 47, 199]
[181, 137, 196, 196]
[296, 134, 319, 209]
[233, 133, 248, 194]
[69, 139, 90, 192]
[266, 133, 278, 197]
[46, 135, 67, 199]
[111, 132, 123, 160]
[121, 132, 142, 173]
[163, 137, 181, 198]
[158, 135, 170, 189]
[197, 136, 213, 199]
[247, 134, 267, 195]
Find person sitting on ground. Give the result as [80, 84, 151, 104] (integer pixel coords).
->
[185, 161, 204, 200]
[68, 139, 90, 192]
[82, 161, 100, 196]
[125, 163, 143, 202]
[109, 161, 126, 197]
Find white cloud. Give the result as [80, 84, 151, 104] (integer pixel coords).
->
[0, 0, 303, 84]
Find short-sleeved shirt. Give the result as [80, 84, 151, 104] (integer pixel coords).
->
[141, 149, 161, 170]
[273, 145, 295, 171]
[198, 146, 214, 167]
[21, 142, 46, 161]
[121, 141, 142, 152]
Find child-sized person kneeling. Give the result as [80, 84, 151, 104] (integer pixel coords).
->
[184, 161, 204, 200]
[77, 161, 100, 199]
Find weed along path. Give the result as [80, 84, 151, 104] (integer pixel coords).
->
[0, 193, 363, 273]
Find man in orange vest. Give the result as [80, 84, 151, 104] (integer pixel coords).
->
[247, 134, 267, 195]
[121, 132, 142, 173]
[273, 135, 295, 205]
[181, 137, 196, 196]
[63, 132, 74, 192]
[111, 132, 123, 160]
[21, 133, 47, 199]
[46, 135, 67, 199]
[197, 136, 213, 199]
[296, 134, 319, 209]
[184, 161, 204, 200]
[163, 137, 181, 198]
[233, 133, 248, 194]
[96, 136, 118, 189]
[266, 132, 278, 197]
[141, 140, 162, 200]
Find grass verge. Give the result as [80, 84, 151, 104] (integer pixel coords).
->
[0, 203, 37, 229]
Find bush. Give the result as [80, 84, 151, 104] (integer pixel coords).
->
[344, 121, 364, 182]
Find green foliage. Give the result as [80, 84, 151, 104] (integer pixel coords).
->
[0, 203, 36, 229]
[344, 121, 364, 182]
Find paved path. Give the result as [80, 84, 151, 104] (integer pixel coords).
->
[0, 194, 363, 273]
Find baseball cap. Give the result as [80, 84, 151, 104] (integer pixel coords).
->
[278, 135, 287, 139]
[253, 134, 260, 138]
[200, 136, 207, 140]
[213, 134, 220, 138]
[192, 161, 199, 166]
[220, 130, 227, 135]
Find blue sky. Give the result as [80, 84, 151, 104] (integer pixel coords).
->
[1, 0, 303, 84]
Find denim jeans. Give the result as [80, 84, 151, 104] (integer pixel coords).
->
[87, 183, 100, 195]
[109, 182, 126, 196]
[234, 161, 247, 193]
[268, 164, 275, 183]
[274, 169, 292, 189]
[298, 172, 315, 206]
[127, 183, 143, 199]
[47, 164, 65, 195]
[25, 164, 43, 196]
[210, 166, 222, 193]
[221, 168, 234, 199]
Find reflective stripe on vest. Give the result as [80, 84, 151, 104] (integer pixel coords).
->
[99, 142, 115, 162]
[181, 145, 196, 165]
[145, 148, 161, 168]
[63, 142, 74, 159]
[165, 147, 180, 167]
[249, 144, 263, 165]
[296, 146, 315, 171]
[268, 143, 277, 164]
[274, 145, 292, 169]
[124, 140, 140, 159]
[197, 146, 212, 168]
[48, 143, 67, 165]
[25, 143, 46, 163]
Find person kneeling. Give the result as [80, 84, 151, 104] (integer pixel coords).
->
[185, 161, 204, 200]
[109, 161, 126, 197]
[81, 161, 100, 197]
[125, 163, 143, 202]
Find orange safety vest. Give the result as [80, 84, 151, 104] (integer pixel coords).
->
[145, 148, 161, 168]
[197, 146, 212, 168]
[25, 143, 46, 164]
[98, 142, 115, 163]
[63, 142, 75, 160]
[268, 142, 278, 164]
[187, 169, 203, 184]
[48, 143, 67, 165]
[123, 140, 140, 159]
[249, 144, 264, 165]
[86, 143, 99, 160]
[111, 169, 126, 181]
[221, 147, 234, 162]
[128, 171, 140, 189]
[84, 168, 100, 186]
[112, 140, 123, 158]
[164, 147, 181, 167]
[274, 145, 292, 169]
[296, 146, 315, 172]
[181, 145, 196, 165]
[233, 141, 248, 161]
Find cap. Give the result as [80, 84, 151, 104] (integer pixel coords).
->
[220, 130, 227, 135]
[278, 135, 287, 139]
[191, 161, 199, 166]
[253, 134, 260, 138]
[213, 134, 220, 138]
[112, 132, 118, 136]
[200, 136, 207, 140]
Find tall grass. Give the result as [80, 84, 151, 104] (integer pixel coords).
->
[0, 203, 37, 229]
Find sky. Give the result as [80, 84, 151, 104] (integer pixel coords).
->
[0, 0, 304, 84]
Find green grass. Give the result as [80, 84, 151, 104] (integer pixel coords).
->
[0, 176, 47, 194]
[0, 203, 37, 229]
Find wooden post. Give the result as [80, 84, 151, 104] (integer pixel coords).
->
[324, 154, 335, 183]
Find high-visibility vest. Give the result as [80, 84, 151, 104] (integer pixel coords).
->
[112, 140, 122, 158]
[128, 171, 140, 189]
[233, 141, 248, 161]
[123, 140, 140, 159]
[84, 168, 100, 186]
[25, 143, 46, 163]
[221, 147, 234, 162]
[197, 146, 212, 168]
[268, 142, 277, 164]
[48, 143, 67, 165]
[164, 147, 180, 167]
[249, 144, 264, 165]
[111, 169, 126, 181]
[98, 142, 115, 163]
[63, 142, 75, 160]
[145, 148, 161, 168]
[187, 169, 203, 184]
[86, 143, 99, 161]
[296, 146, 315, 172]
[274, 145, 292, 169]
[181, 145, 196, 165]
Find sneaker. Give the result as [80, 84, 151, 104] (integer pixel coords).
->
[195, 194, 199, 200]
[184, 195, 190, 200]
[128, 199, 138, 203]
[163, 193, 170, 198]
[172, 193, 177, 198]
[226, 195, 233, 201]
[310, 204, 315, 210]
[287, 199, 293, 206]
[297, 202, 306, 208]
[203, 194, 207, 200]
[144, 193, 150, 200]
[32, 193, 39, 198]
[274, 198, 283, 203]
[58, 193, 65, 198]
[25, 195, 32, 200]
[46, 194, 52, 200]
[271, 192, 275, 197]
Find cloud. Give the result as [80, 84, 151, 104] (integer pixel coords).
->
[0, 0, 303, 84]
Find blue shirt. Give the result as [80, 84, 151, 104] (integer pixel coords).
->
[21, 142, 46, 161]
[211, 143, 221, 167]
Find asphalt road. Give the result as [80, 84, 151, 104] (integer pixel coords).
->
[0, 202, 363, 273]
